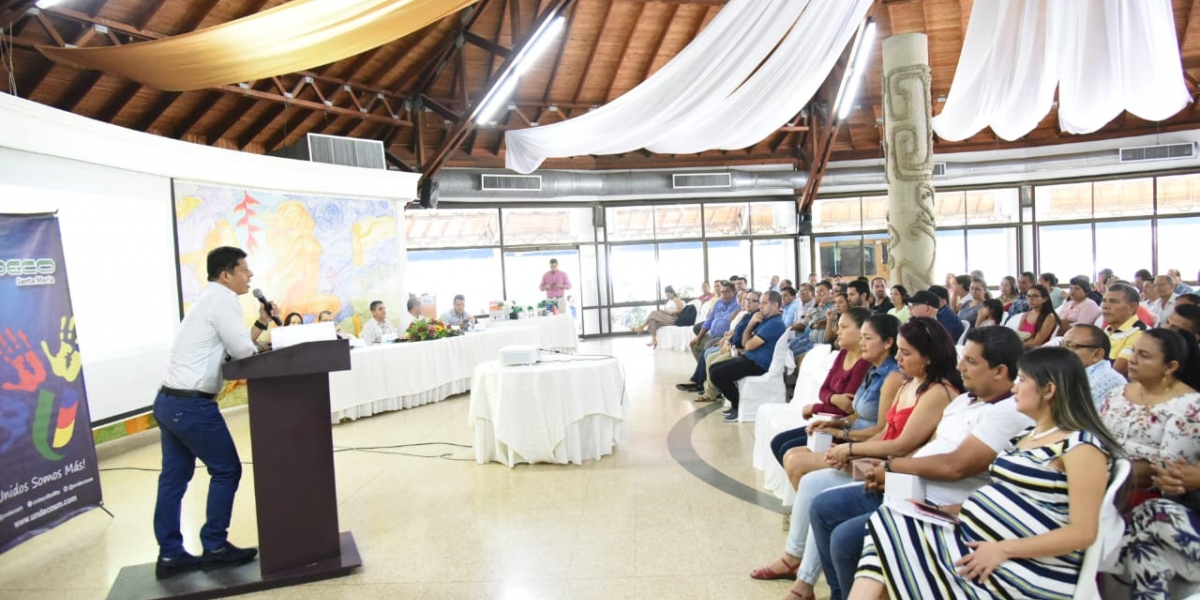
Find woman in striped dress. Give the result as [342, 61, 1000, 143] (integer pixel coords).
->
[848, 347, 1119, 600]
[634, 285, 685, 347]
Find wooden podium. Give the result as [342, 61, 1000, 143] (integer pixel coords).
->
[107, 339, 360, 600]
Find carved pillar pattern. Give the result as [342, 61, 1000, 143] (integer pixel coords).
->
[883, 33, 936, 293]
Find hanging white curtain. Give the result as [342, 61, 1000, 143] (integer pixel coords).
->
[933, 0, 1189, 142]
[504, 0, 871, 173]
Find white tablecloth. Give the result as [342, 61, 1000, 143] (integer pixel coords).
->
[329, 327, 541, 422]
[470, 357, 626, 467]
[483, 314, 578, 353]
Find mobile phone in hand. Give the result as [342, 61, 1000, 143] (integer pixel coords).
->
[911, 500, 958, 523]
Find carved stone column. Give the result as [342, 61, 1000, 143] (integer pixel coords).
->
[883, 33, 936, 292]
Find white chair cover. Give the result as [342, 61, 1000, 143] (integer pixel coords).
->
[736, 331, 796, 423]
[1076, 458, 1130, 599]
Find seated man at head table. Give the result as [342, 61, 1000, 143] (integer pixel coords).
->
[440, 294, 476, 327]
[360, 300, 398, 345]
[398, 296, 422, 331]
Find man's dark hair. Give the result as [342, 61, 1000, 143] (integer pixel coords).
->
[848, 280, 870, 296]
[406, 296, 421, 311]
[1174, 304, 1200, 337]
[1020, 271, 1036, 282]
[964, 326, 1024, 381]
[1098, 268, 1114, 279]
[816, 280, 833, 291]
[780, 286, 797, 297]
[762, 290, 781, 306]
[1071, 323, 1111, 357]
[206, 246, 246, 282]
[1068, 276, 1092, 294]
[1107, 282, 1141, 305]
[856, 276, 869, 283]
[928, 285, 950, 303]
[454, 294, 465, 302]
[1134, 269, 1153, 283]
[1178, 293, 1200, 306]
[369, 300, 384, 311]
[799, 283, 814, 293]
[549, 258, 558, 265]
[954, 274, 972, 291]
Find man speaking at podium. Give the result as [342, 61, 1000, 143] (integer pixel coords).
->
[153, 246, 276, 579]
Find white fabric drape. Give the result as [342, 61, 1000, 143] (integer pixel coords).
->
[504, 0, 871, 173]
[933, 0, 1189, 142]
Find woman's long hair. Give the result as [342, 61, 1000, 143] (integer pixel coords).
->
[899, 316, 964, 394]
[1029, 284, 1061, 336]
[891, 285, 910, 306]
[1001, 276, 1018, 300]
[1018, 347, 1122, 455]
[1143, 328, 1200, 391]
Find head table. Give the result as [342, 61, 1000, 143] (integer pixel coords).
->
[328, 315, 578, 423]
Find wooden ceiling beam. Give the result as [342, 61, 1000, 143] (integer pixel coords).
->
[615, 0, 726, 4]
[570, 0, 617, 105]
[55, 71, 103, 112]
[133, 91, 182, 132]
[534, 1, 578, 123]
[203, 94, 259, 142]
[237, 104, 288, 148]
[175, 0, 222, 35]
[604, 0, 646, 103]
[133, 0, 170, 29]
[637, 3, 677, 84]
[1182, 0, 1199, 50]
[170, 90, 224, 139]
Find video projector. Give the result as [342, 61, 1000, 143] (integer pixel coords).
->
[499, 345, 541, 366]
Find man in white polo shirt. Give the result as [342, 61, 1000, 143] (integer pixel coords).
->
[154, 246, 275, 578]
[805, 326, 1032, 599]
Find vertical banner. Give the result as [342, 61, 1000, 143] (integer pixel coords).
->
[0, 213, 102, 554]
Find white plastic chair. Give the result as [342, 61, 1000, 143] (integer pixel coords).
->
[1004, 311, 1024, 331]
[958, 320, 970, 345]
[736, 331, 796, 423]
[1074, 458, 1131, 600]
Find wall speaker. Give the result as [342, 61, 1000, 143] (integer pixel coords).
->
[419, 177, 439, 209]
[798, 211, 813, 236]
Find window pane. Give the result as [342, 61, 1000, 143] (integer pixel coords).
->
[965, 228, 1018, 284]
[815, 235, 864, 278]
[606, 206, 654, 241]
[610, 305, 658, 333]
[609, 244, 657, 303]
[1035, 182, 1092, 222]
[752, 238, 796, 290]
[1157, 217, 1200, 284]
[654, 204, 703, 239]
[1038, 224, 1093, 283]
[966, 188, 1020, 224]
[406, 248, 502, 315]
[934, 229, 966, 280]
[863, 233, 889, 278]
[1095, 220, 1152, 283]
[812, 197, 862, 233]
[405, 208, 499, 248]
[1093, 178, 1153, 218]
[503, 249, 580, 315]
[703, 202, 750, 237]
[750, 201, 799, 235]
[658, 241, 706, 300]
[933, 191, 967, 227]
[1156, 174, 1200, 215]
[707, 239, 752, 282]
[861, 196, 889, 232]
[501, 207, 594, 245]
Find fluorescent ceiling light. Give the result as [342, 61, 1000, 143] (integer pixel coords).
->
[835, 20, 877, 121]
[475, 74, 521, 125]
[35, 0, 65, 7]
[474, 15, 567, 125]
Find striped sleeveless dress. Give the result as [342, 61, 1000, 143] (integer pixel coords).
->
[857, 430, 1109, 600]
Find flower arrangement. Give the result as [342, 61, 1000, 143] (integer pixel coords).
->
[404, 317, 460, 341]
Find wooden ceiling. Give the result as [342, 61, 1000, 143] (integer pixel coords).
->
[3, 0, 1200, 175]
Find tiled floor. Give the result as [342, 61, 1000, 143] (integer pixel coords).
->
[0, 338, 827, 600]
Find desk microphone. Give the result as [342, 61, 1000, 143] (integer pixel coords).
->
[252, 289, 283, 326]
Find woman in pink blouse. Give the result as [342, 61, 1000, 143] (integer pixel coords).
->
[1057, 275, 1102, 335]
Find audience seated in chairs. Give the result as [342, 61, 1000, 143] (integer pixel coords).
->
[849, 346, 1118, 600]
[788, 281, 835, 368]
[709, 291, 787, 423]
[951, 274, 973, 314]
[694, 292, 759, 403]
[846, 280, 871, 310]
[1040, 272, 1063, 309]
[975, 298, 1004, 328]
[696, 281, 715, 304]
[1062, 323, 1126, 408]
[958, 277, 989, 328]
[1150, 275, 1180, 327]
[779, 286, 800, 329]
[869, 277, 892, 315]
[439, 294, 475, 327]
[755, 315, 961, 600]
[1008, 271, 1035, 316]
[676, 282, 741, 391]
[360, 300, 397, 345]
[634, 285, 684, 347]
[887, 285, 910, 323]
[1102, 283, 1148, 377]
[1179, 293, 1200, 307]
[1167, 304, 1200, 343]
[808, 327, 1030, 600]
[998, 275, 1019, 312]
[1017, 284, 1060, 348]
[1101, 329, 1200, 600]
[1058, 276, 1102, 335]
[928, 286, 965, 342]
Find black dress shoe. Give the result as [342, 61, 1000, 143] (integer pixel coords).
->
[155, 552, 202, 579]
[201, 542, 258, 571]
[676, 382, 701, 392]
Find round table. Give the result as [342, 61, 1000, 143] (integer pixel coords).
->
[469, 356, 626, 467]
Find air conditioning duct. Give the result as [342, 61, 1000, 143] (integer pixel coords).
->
[481, 174, 543, 191]
[1118, 142, 1197, 164]
[269, 133, 386, 170]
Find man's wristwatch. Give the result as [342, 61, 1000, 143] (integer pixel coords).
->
[254, 320, 268, 330]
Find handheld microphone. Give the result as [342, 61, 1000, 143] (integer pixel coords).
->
[252, 289, 283, 326]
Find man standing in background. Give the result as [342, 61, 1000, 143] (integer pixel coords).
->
[540, 258, 572, 301]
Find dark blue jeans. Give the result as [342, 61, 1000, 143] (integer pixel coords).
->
[152, 391, 242, 557]
[811, 483, 882, 600]
[770, 427, 809, 466]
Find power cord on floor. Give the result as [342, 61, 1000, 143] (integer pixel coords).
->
[98, 442, 478, 473]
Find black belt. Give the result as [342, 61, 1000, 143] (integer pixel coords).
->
[160, 386, 217, 399]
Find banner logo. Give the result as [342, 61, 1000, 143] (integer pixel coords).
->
[0, 259, 58, 287]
